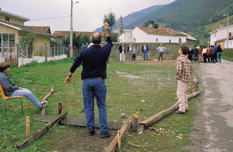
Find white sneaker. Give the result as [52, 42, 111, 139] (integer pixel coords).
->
[40, 101, 47, 108]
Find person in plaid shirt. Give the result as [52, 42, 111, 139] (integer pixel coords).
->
[176, 46, 194, 114]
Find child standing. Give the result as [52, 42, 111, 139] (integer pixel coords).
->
[132, 46, 136, 61]
[0, 62, 47, 112]
[176, 46, 193, 114]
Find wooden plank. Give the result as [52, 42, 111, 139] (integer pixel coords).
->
[105, 117, 133, 152]
[32, 115, 124, 130]
[39, 86, 54, 115]
[140, 91, 201, 127]
[17, 112, 68, 149]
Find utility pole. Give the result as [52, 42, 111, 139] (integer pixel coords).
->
[70, 0, 79, 57]
[70, 0, 73, 57]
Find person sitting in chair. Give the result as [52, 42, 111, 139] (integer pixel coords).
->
[0, 62, 47, 111]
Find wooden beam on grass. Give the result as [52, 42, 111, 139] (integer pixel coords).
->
[39, 86, 54, 115]
[58, 102, 62, 115]
[131, 114, 138, 132]
[140, 91, 200, 127]
[17, 112, 68, 149]
[32, 115, 124, 130]
[105, 117, 133, 152]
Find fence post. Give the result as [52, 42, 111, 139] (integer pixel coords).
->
[38, 44, 39, 56]
[26, 45, 28, 58]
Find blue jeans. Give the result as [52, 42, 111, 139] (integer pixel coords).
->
[217, 52, 221, 63]
[11, 88, 41, 108]
[143, 51, 148, 60]
[82, 78, 108, 132]
[194, 54, 198, 62]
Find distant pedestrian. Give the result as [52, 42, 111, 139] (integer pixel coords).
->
[176, 46, 193, 114]
[119, 43, 126, 61]
[127, 44, 133, 61]
[142, 42, 149, 61]
[206, 46, 212, 63]
[203, 46, 207, 63]
[65, 22, 112, 138]
[157, 44, 166, 62]
[211, 43, 218, 63]
[132, 46, 136, 61]
[188, 45, 193, 62]
[192, 45, 199, 62]
[198, 45, 203, 63]
[216, 44, 223, 63]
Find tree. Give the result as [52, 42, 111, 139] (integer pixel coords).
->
[20, 33, 36, 58]
[102, 11, 116, 34]
[143, 20, 159, 28]
[80, 35, 90, 44]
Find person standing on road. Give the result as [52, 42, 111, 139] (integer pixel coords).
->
[206, 46, 212, 63]
[142, 42, 149, 61]
[132, 46, 136, 61]
[127, 44, 133, 61]
[65, 22, 112, 138]
[119, 43, 126, 61]
[198, 45, 203, 63]
[216, 44, 223, 64]
[192, 45, 199, 62]
[176, 46, 193, 114]
[157, 44, 166, 62]
[188, 45, 193, 62]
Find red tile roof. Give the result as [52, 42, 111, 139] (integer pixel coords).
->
[136, 26, 186, 36]
[28, 26, 51, 34]
[53, 31, 105, 37]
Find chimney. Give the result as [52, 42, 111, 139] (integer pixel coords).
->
[220, 24, 224, 28]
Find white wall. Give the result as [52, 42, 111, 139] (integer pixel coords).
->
[132, 27, 186, 43]
[210, 25, 233, 48]
[18, 55, 67, 67]
[118, 31, 133, 42]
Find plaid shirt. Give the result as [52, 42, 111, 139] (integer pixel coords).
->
[0, 72, 19, 97]
[176, 55, 193, 84]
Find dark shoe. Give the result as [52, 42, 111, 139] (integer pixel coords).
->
[88, 130, 95, 136]
[101, 131, 111, 138]
[176, 111, 185, 114]
[186, 109, 188, 112]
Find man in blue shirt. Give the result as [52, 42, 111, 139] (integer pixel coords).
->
[141, 42, 149, 61]
[211, 43, 218, 63]
[65, 22, 113, 138]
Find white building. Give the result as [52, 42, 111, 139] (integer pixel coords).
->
[209, 24, 233, 49]
[118, 26, 188, 43]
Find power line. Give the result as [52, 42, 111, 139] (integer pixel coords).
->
[75, 6, 102, 27]
[28, 16, 70, 22]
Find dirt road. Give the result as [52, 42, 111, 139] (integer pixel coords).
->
[190, 59, 233, 151]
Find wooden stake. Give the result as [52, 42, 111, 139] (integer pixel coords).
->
[61, 106, 65, 114]
[26, 116, 30, 137]
[40, 86, 54, 115]
[131, 114, 138, 132]
[118, 130, 121, 149]
[58, 102, 62, 115]
[136, 112, 139, 125]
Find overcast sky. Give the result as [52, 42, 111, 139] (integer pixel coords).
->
[1, 0, 175, 33]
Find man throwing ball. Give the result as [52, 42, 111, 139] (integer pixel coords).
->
[65, 22, 113, 138]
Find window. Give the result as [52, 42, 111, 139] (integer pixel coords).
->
[5, 17, 10, 22]
[134, 38, 136, 42]
[179, 38, 182, 43]
[169, 39, 171, 43]
[156, 38, 158, 42]
[229, 32, 232, 38]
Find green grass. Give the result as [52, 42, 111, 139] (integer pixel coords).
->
[0, 59, 198, 151]
[222, 55, 233, 62]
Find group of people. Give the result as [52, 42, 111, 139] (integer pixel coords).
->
[119, 43, 166, 62]
[187, 43, 223, 63]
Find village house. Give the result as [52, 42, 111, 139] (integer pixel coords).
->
[209, 24, 233, 49]
[0, 9, 54, 63]
[118, 26, 196, 45]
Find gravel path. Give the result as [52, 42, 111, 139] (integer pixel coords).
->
[189, 59, 233, 151]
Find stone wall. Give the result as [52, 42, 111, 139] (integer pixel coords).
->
[106, 41, 196, 60]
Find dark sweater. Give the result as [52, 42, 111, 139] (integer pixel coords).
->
[70, 37, 113, 80]
[0, 72, 19, 97]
